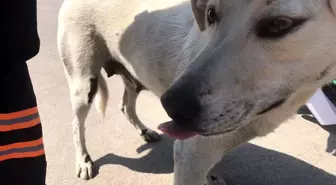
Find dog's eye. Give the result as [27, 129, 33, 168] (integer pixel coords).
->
[256, 17, 306, 39]
[207, 8, 218, 25]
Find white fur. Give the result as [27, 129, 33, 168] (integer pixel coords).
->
[57, 0, 336, 184]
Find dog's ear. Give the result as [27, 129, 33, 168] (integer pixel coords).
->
[191, 0, 208, 31]
[330, 0, 336, 16]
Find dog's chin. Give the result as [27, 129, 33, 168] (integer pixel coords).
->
[199, 128, 237, 137]
[158, 121, 238, 139]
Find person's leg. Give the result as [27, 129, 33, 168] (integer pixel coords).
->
[0, 62, 46, 185]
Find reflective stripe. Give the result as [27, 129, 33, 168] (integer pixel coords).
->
[0, 149, 45, 161]
[0, 117, 41, 132]
[0, 113, 39, 125]
[0, 107, 38, 120]
[0, 107, 44, 161]
[0, 138, 45, 162]
[0, 106, 41, 132]
[0, 144, 44, 156]
[0, 138, 43, 151]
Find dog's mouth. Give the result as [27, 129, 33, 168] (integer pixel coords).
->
[158, 121, 199, 140]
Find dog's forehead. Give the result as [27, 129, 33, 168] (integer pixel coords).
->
[241, 0, 322, 18]
[218, 0, 322, 13]
[265, 0, 322, 11]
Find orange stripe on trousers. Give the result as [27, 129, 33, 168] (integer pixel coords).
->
[0, 117, 41, 132]
[0, 107, 38, 120]
[0, 149, 45, 161]
[0, 138, 44, 152]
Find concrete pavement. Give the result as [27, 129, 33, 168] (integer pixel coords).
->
[28, 0, 336, 184]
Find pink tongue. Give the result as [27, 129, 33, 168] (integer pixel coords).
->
[158, 121, 197, 140]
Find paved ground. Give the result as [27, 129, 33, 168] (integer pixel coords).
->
[28, 0, 336, 184]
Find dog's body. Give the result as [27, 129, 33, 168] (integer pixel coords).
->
[59, 0, 192, 95]
[58, 0, 336, 184]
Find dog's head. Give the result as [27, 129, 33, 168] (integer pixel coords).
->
[160, 0, 336, 139]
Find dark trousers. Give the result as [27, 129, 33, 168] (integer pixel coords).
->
[0, 62, 46, 185]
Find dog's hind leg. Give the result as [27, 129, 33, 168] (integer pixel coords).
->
[119, 75, 161, 142]
[70, 74, 107, 180]
[104, 61, 161, 142]
[58, 27, 109, 179]
[70, 77, 95, 180]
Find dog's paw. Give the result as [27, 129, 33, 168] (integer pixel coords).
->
[76, 155, 94, 180]
[141, 129, 161, 142]
[206, 175, 227, 185]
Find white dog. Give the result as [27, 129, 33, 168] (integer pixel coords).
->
[57, 0, 336, 184]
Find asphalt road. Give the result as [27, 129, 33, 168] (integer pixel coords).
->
[28, 0, 336, 184]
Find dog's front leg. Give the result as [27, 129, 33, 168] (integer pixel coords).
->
[173, 126, 257, 185]
[173, 135, 227, 185]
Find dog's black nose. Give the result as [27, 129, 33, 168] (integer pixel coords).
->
[161, 86, 201, 124]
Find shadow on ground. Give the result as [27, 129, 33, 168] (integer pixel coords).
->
[215, 143, 336, 185]
[298, 106, 336, 156]
[94, 132, 336, 184]
[94, 134, 175, 174]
